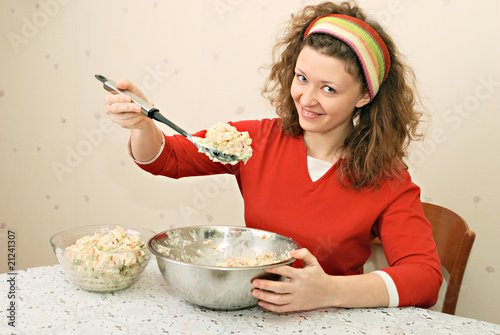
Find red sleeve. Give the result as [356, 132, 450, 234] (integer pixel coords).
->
[135, 132, 238, 178]
[135, 119, 270, 178]
[375, 172, 443, 308]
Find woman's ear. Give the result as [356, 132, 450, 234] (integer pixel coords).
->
[355, 91, 371, 108]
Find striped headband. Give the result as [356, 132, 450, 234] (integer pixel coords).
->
[303, 14, 390, 101]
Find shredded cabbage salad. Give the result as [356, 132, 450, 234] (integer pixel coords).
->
[217, 252, 291, 267]
[194, 123, 253, 165]
[60, 226, 148, 291]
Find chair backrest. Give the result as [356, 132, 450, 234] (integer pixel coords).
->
[421, 202, 476, 315]
[369, 202, 475, 315]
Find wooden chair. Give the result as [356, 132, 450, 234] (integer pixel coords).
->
[370, 202, 476, 315]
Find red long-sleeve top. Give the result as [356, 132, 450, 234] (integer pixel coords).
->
[136, 118, 442, 308]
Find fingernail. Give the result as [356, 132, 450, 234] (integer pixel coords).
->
[123, 96, 131, 102]
[252, 290, 260, 298]
[134, 105, 141, 111]
[253, 281, 260, 288]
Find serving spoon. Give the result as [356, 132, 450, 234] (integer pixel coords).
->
[95, 74, 240, 164]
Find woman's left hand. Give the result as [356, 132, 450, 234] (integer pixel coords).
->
[251, 248, 335, 313]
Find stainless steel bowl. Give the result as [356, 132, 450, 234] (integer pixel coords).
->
[148, 226, 299, 310]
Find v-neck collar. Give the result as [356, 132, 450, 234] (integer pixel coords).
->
[297, 134, 339, 186]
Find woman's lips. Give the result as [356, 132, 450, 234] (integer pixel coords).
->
[300, 107, 322, 119]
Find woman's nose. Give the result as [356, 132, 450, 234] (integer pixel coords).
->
[300, 86, 317, 106]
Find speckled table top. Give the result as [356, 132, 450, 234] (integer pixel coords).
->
[1, 263, 499, 335]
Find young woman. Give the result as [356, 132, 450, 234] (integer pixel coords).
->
[105, 1, 442, 312]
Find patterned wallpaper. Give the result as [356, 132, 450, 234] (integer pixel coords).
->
[0, 0, 499, 324]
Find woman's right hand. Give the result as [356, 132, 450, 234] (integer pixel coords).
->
[104, 79, 164, 162]
[104, 79, 152, 130]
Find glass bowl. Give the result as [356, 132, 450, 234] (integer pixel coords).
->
[50, 225, 155, 292]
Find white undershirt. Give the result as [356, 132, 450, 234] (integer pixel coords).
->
[307, 155, 399, 307]
[307, 155, 334, 182]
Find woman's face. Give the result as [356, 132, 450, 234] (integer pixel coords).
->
[291, 46, 370, 139]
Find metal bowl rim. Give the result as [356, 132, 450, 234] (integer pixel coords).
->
[147, 225, 300, 270]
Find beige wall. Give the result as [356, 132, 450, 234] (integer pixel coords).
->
[1, 0, 498, 324]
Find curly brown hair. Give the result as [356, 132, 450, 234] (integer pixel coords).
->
[262, 1, 422, 190]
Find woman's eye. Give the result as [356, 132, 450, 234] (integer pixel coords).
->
[297, 74, 307, 83]
[323, 86, 335, 94]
